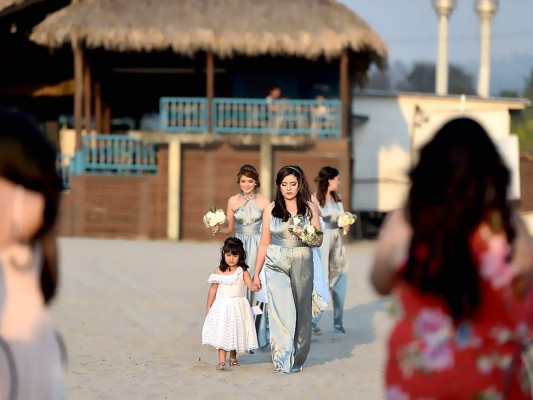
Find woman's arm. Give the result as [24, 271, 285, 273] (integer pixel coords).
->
[370, 209, 411, 295]
[510, 214, 533, 298]
[206, 282, 218, 315]
[215, 196, 236, 235]
[253, 203, 273, 288]
[308, 202, 323, 247]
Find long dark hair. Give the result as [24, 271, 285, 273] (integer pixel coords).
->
[314, 166, 341, 207]
[272, 165, 311, 221]
[0, 107, 62, 303]
[219, 237, 249, 272]
[403, 117, 515, 319]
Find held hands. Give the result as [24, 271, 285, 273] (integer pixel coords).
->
[253, 276, 262, 291]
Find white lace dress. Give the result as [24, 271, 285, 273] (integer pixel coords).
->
[202, 267, 258, 353]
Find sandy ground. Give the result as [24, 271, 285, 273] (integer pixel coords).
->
[51, 238, 393, 400]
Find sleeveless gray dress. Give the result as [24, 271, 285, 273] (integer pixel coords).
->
[233, 195, 262, 304]
[315, 198, 348, 333]
[264, 213, 314, 373]
[233, 194, 270, 349]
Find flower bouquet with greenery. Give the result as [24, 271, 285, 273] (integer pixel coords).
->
[337, 211, 357, 236]
[203, 207, 226, 235]
[288, 214, 304, 235]
[300, 224, 323, 247]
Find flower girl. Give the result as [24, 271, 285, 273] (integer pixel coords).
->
[202, 237, 258, 370]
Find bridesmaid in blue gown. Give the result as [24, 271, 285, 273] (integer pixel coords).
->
[211, 164, 270, 347]
[311, 166, 350, 334]
[253, 166, 322, 373]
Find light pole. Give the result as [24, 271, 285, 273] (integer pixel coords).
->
[476, 0, 498, 98]
[433, 0, 456, 95]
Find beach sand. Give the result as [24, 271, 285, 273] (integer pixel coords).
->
[51, 238, 392, 400]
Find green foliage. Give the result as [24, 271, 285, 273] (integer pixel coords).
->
[498, 90, 519, 98]
[511, 67, 533, 154]
[512, 108, 533, 153]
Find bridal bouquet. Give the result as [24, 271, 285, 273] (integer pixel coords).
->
[288, 214, 304, 235]
[203, 207, 226, 234]
[300, 224, 323, 247]
[337, 211, 357, 236]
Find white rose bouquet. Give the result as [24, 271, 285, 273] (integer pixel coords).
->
[300, 223, 323, 247]
[337, 211, 357, 236]
[203, 207, 226, 235]
[288, 214, 304, 235]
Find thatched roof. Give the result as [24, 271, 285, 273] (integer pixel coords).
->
[30, 0, 388, 66]
[0, 0, 30, 10]
[0, 0, 42, 16]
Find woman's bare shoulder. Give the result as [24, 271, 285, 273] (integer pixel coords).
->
[255, 193, 271, 206]
[308, 201, 320, 213]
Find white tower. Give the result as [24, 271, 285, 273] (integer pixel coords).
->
[476, 0, 498, 98]
[433, 0, 456, 95]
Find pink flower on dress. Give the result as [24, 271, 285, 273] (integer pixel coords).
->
[387, 385, 410, 400]
[413, 308, 452, 345]
[479, 234, 515, 289]
[411, 308, 455, 372]
[421, 340, 454, 371]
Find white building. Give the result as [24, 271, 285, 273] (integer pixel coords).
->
[352, 90, 528, 215]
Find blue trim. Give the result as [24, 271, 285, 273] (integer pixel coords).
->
[159, 97, 342, 139]
[56, 154, 72, 189]
[160, 97, 207, 133]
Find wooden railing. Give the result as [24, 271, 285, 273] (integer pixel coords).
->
[159, 97, 341, 139]
[159, 97, 207, 133]
[70, 134, 158, 175]
[56, 154, 72, 189]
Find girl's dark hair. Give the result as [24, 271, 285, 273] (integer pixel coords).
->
[314, 166, 341, 207]
[219, 237, 249, 272]
[237, 164, 260, 188]
[272, 165, 311, 221]
[0, 107, 62, 303]
[403, 117, 515, 320]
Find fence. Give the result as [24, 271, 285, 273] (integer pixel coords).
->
[160, 97, 341, 139]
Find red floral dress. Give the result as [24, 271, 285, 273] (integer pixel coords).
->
[386, 223, 532, 400]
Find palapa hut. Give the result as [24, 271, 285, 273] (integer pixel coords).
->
[30, 0, 388, 240]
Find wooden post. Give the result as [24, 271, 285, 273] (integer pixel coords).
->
[83, 55, 92, 134]
[260, 135, 272, 199]
[103, 100, 111, 133]
[94, 80, 102, 133]
[167, 137, 181, 240]
[73, 43, 84, 149]
[206, 51, 214, 133]
[340, 49, 349, 139]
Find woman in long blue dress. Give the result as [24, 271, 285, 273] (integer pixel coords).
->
[311, 166, 350, 334]
[253, 165, 322, 373]
[211, 164, 270, 348]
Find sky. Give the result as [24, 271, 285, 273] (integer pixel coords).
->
[340, 0, 533, 93]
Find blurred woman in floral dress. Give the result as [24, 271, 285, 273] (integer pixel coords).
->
[371, 118, 533, 399]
